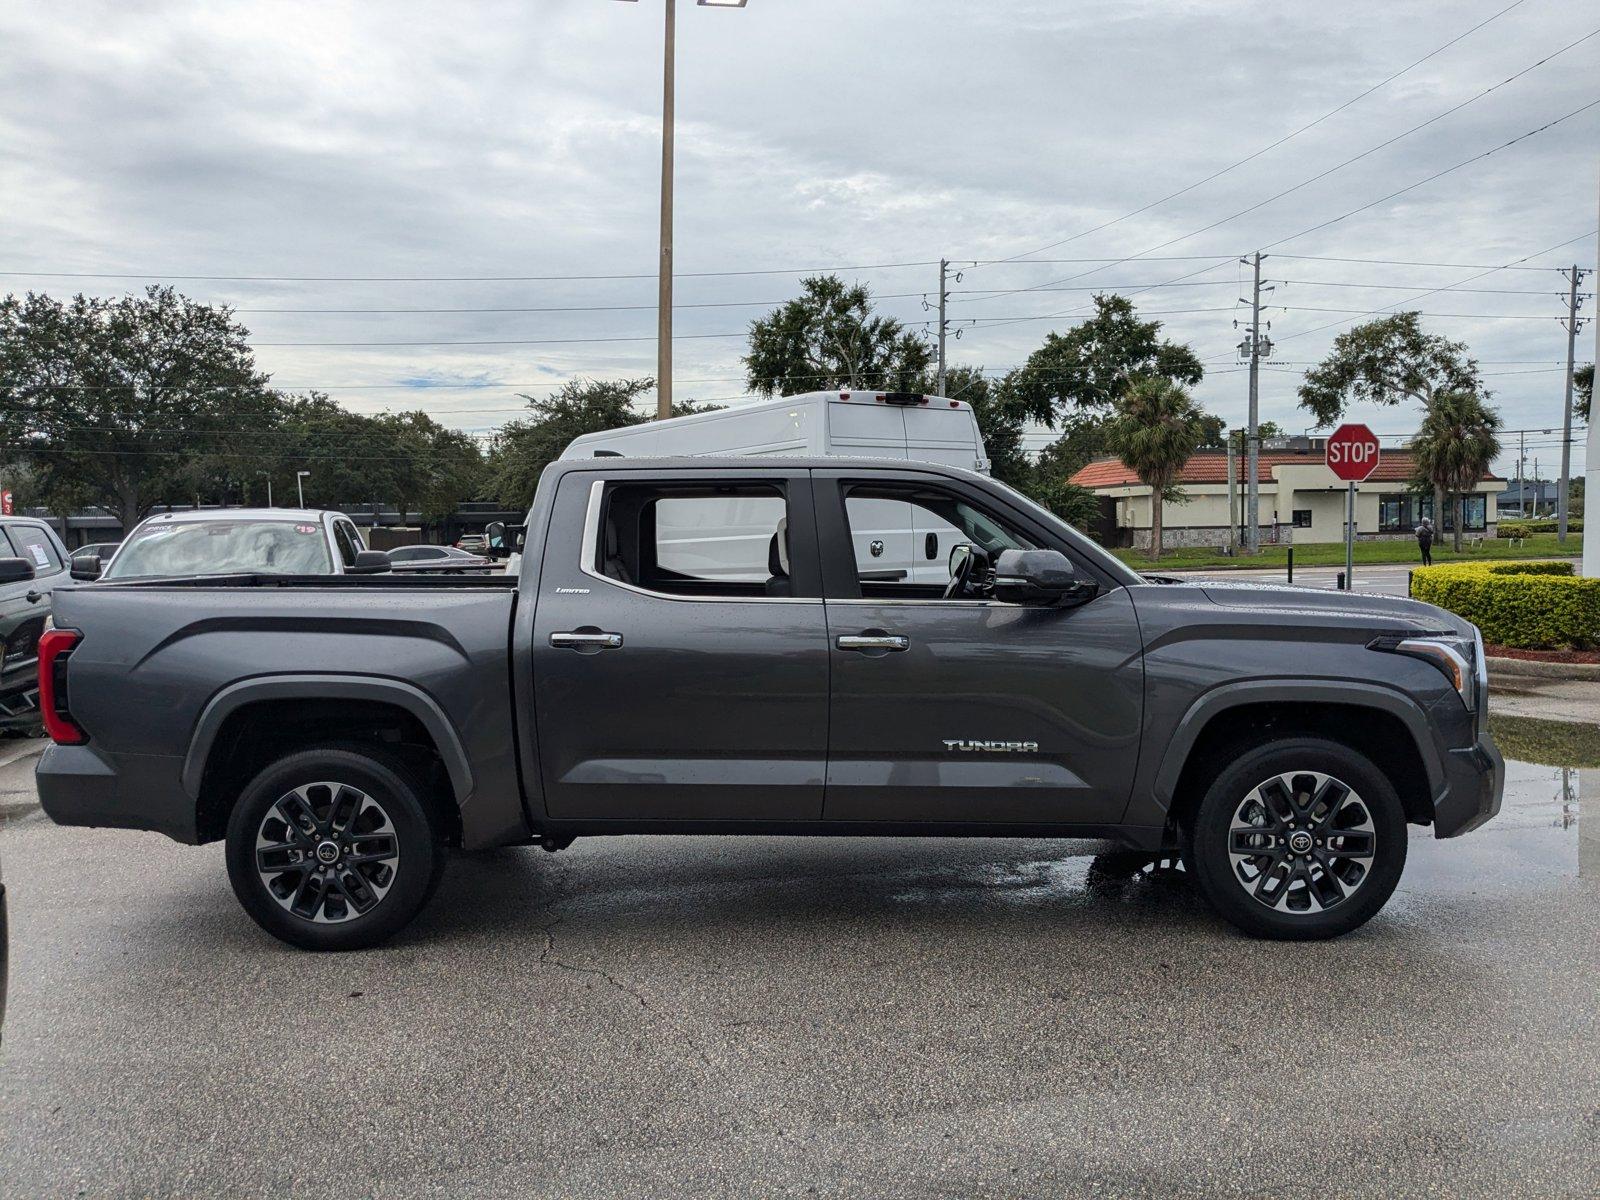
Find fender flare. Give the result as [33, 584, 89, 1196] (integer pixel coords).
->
[181, 674, 475, 806]
[1151, 679, 1444, 806]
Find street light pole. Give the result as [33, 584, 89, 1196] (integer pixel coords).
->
[296, 470, 310, 508]
[621, 0, 747, 419]
[656, 0, 676, 420]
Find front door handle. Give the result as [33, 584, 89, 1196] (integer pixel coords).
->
[836, 634, 909, 652]
[550, 631, 623, 650]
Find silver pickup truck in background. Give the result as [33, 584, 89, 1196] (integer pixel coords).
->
[37, 457, 1501, 950]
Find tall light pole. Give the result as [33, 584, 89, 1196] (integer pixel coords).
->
[258, 471, 273, 508]
[618, 0, 750, 420]
[296, 470, 310, 508]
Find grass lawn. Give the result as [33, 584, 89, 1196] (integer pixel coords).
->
[1111, 532, 1583, 572]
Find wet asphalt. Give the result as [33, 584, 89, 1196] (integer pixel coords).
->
[0, 753, 1596, 1198]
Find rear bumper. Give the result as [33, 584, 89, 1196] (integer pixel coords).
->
[36, 744, 197, 843]
[1432, 727, 1503, 838]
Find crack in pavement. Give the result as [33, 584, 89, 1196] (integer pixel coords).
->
[538, 916, 714, 1069]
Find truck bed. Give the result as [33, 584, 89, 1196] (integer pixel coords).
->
[40, 575, 526, 848]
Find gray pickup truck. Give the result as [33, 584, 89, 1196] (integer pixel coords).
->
[37, 457, 1502, 949]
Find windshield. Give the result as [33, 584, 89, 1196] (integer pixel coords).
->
[106, 519, 334, 579]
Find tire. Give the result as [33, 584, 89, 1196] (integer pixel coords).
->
[225, 745, 445, 951]
[1186, 737, 1407, 940]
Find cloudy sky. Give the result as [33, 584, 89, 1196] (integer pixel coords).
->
[2, 0, 1596, 480]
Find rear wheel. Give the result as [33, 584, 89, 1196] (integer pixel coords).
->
[225, 746, 444, 950]
[1187, 737, 1407, 940]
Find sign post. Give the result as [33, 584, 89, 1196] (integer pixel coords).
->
[1325, 423, 1381, 591]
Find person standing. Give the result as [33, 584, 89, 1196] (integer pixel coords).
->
[1415, 516, 1434, 567]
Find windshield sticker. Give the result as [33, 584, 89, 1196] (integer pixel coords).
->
[295, 524, 318, 534]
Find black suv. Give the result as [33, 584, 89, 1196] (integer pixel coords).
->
[0, 516, 71, 729]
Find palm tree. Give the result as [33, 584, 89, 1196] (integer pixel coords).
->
[1106, 376, 1210, 561]
[1411, 389, 1502, 552]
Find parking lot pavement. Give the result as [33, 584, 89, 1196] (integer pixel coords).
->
[1163, 561, 1423, 597]
[1, 764, 1596, 1198]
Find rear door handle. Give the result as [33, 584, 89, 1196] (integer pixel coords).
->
[550, 631, 623, 650]
[836, 634, 909, 652]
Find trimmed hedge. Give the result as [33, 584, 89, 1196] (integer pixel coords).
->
[1410, 560, 1599, 649]
[1499, 518, 1582, 538]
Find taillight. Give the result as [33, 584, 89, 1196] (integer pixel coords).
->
[38, 628, 87, 745]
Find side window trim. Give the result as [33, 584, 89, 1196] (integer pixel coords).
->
[577, 477, 822, 604]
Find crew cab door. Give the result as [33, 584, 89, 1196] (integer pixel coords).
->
[529, 467, 830, 822]
[814, 469, 1144, 825]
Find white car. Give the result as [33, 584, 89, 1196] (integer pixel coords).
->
[91, 509, 385, 581]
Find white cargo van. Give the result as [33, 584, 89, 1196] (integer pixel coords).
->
[561, 390, 989, 474]
[561, 389, 991, 585]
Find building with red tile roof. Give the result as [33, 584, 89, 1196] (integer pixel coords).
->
[1067, 440, 1504, 550]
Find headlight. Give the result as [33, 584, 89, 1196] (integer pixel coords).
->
[1371, 632, 1479, 711]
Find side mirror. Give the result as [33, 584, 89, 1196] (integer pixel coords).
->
[70, 554, 102, 581]
[992, 549, 1098, 607]
[484, 520, 506, 555]
[347, 550, 392, 575]
[0, 557, 37, 585]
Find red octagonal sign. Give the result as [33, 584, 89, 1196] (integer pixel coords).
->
[1325, 423, 1381, 483]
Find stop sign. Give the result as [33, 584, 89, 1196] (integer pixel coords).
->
[1326, 423, 1381, 483]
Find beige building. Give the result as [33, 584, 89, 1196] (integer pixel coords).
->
[1069, 441, 1506, 550]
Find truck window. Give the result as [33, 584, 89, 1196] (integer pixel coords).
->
[105, 519, 336, 579]
[595, 483, 793, 598]
[842, 483, 1039, 598]
[333, 521, 364, 568]
[5, 523, 65, 574]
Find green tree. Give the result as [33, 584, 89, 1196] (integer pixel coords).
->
[1298, 312, 1484, 525]
[1005, 294, 1205, 428]
[925, 365, 1030, 487]
[483, 378, 655, 511]
[745, 275, 930, 396]
[1026, 436, 1102, 533]
[1575, 362, 1593, 423]
[0, 286, 275, 529]
[1411, 390, 1502, 552]
[371, 411, 485, 530]
[1104, 377, 1211, 561]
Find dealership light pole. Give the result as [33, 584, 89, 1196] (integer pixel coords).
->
[618, 0, 749, 419]
[296, 470, 310, 508]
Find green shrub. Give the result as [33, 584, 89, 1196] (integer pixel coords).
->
[1410, 561, 1600, 648]
[1501, 518, 1582, 535]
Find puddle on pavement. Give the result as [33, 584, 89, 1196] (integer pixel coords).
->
[1488, 714, 1597, 877]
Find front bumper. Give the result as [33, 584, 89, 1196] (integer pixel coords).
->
[1432, 726, 1504, 838]
[36, 743, 196, 843]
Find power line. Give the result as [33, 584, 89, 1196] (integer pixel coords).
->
[1262, 97, 1600, 251]
[959, 91, 1600, 311]
[0, 258, 939, 284]
[1275, 229, 1599, 343]
[962, 0, 1533, 271]
[249, 331, 751, 348]
[1273, 251, 1595, 271]
[229, 291, 933, 315]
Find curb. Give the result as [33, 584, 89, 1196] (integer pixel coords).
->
[1487, 656, 1600, 682]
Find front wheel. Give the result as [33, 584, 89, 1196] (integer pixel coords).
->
[225, 746, 445, 950]
[1186, 737, 1407, 940]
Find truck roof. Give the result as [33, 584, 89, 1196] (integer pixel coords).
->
[543, 454, 990, 480]
[134, 508, 332, 525]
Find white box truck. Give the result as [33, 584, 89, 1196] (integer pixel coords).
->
[560, 390, 991, 584]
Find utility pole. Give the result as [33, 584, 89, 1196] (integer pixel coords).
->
[1558, 264, 1589, 544]
[655, 0, 676, 420]
[936, 258, 949, 396]
[1516, 430, 1526, 517]
[1589, 161, 1600, 578]
[1238, 252, 1272, 552]
[1226, 432, 1238, 554]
